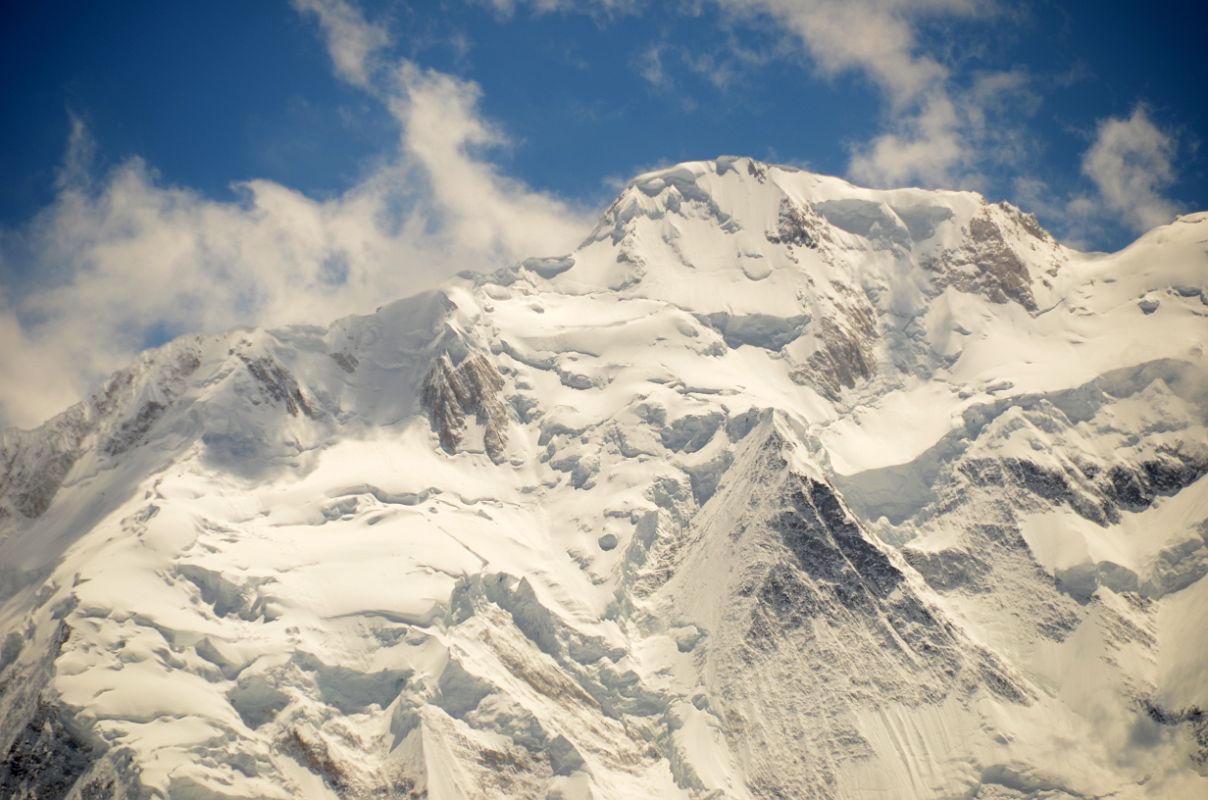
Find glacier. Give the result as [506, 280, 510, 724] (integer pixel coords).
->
[1, 157, 1207, 799]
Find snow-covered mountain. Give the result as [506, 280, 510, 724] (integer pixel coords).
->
[2, 157, 1207, 799]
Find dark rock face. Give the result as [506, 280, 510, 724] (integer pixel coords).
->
[704, 434, 1039, 799]
[902, 547, 992, 592]
[329, 351, 359, 373]
[422, 352, 509, 463]
[99, 401, 166, 456]
[799, 313, 876, 399]
[882, 401, 1208, 636]
[1, 344, 202, 523]
[0, 431, 84, 519]
[959, 457, 1092, 517]
[240, 355, 315, 417]
[742, 470, 1026, 706]
[1105, 452, 1208, 512]
[0, 618, 123, 800]
[1143, 700, 1208, 773]
[0, 700, 98, 799]
[776, 478, 903, 603]
[960, 449, 1208, 526]
[101, 346, 202, 455]
[286, 728, 352, 795]
[766, 198, 819, 249]
[749, 561, 818, 639]
[1007, 203, 1052, 242]
[924, 210, 1037, 310]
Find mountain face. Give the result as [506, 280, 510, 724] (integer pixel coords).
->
[2, 157, 1207, 799]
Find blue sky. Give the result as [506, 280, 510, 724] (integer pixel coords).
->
[0, 0, 1205, 426]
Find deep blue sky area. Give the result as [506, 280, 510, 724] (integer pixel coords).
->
[1, 1, 1206, 246]
[0, 0, 394, 217]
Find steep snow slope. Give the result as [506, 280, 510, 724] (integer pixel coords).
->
[2, 158, 1207, 799]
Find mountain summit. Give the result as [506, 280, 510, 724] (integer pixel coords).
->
[2, 158, 1207, 799]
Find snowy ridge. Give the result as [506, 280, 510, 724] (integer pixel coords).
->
[1, 158, 1207, 798]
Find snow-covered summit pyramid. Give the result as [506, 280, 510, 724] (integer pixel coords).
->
[2, 158, 1208, 799]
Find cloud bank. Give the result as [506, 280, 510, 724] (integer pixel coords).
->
[0, 0, 591, 429]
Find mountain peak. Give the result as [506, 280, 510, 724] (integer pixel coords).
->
[556, 155, 1059, 313]
[2, 158, 1208, 799]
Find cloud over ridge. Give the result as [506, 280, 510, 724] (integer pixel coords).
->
[0, 0, 593, 429]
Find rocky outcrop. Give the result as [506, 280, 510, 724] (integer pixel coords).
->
[422, 352, 509, 463]
[329, 351, 359, 374]
[766, 198, 821, 249]
[924, 209, 1037, 310]
[0, 343, 202, 522]
[785, 284, 878, 400]
[0, 699, 101, 799]
[239, 354, 315, 418]
[1104, 450, 1208, 511]
[799, 313, 877, 399]
[0, 412, 88, 520]
[0, 615, 131, 800]
[959, 448, 1208, 527]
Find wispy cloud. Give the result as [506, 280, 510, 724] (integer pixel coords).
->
[485, 1, 1045, 191]
[721, 0, 984, 108]
[54, 112, 97, 192]
[494, 0, 1057, 191]
[480, 0, 640, 18]
[635, 44, 671, 90]
[1012, 104, 1182, 249]
[714, 0, 1032, 188]
[291, 0, 389, 89]
[1081, 105, 1180, 233]
[388, 61, 590, 259]
[847, 92, 967, 186]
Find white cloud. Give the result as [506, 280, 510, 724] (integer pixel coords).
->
[847, 92, 965, 186]
[714, 0, 1031, 188]
[55, 112, 96, 192]
[481, 0, 639, 16]
[0, 10, 592, 429]
[484, 0, 1019, 189]
[388, 62, 589, 260]
[0, 295, 81, 430]
[1008, 105, 1182, 248]
[1081, 105, 1179, 233]
[291, 0, 389, 88]
[539, 0, 1034, 190]
[847, 69, 1037, 187]
[636, 44, 671, 90]
[721, 0, 983, 107]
